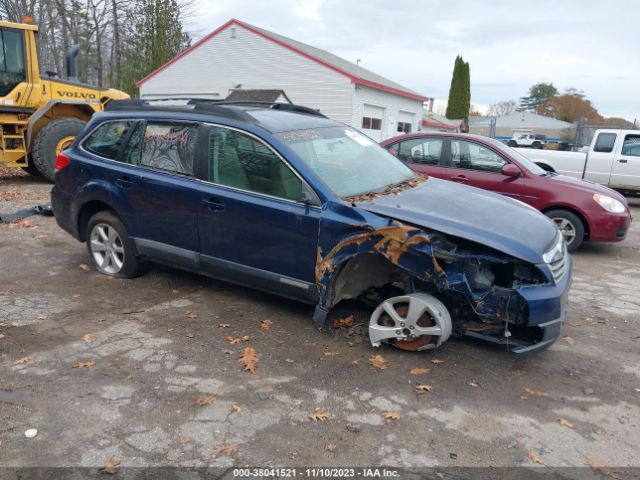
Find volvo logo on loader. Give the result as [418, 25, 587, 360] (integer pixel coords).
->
[56, 91, 97, 100]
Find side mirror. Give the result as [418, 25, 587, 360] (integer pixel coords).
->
[501, 163, 521, 177]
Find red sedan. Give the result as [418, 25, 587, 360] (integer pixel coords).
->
[380, 133, 631, 251]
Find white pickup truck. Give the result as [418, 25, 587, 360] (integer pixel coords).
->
[515, 129, 640, 194]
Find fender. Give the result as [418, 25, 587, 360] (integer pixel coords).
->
[26, 100, 96, 146]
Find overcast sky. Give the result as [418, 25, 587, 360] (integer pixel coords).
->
[189, 0, 639, 121]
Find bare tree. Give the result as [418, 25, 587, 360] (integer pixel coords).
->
[487, 100, 517, 117]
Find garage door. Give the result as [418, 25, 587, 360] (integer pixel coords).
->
[361, 104, 385, 142]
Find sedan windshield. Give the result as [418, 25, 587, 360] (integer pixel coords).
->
[278, 126, 417, 197]
[485, 138, 548, 176]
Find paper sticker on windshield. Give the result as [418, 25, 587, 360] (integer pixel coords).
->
[344, 129, 374, 147]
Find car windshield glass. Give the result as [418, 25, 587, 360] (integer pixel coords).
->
[277, 126, 417, 197]
[486, 138, 548, 175]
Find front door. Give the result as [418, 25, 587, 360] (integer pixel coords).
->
[197, 125, 320, 301]
[610, 133, 640, 189]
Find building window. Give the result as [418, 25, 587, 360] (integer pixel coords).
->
[362, 117, 382, 130]
[397, 122, 412, 133]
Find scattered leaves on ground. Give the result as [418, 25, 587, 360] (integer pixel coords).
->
[239, 347, 258, 373]
[430, 358, 444, 364]
[99, 457, 121, 474]
[227, 335, 250, 345]
[195, 395, 216, 406]
[260, 320, 272, 330]
[8, 219, 35, 229]
[369, 354, 389, 370]
[415, 384, 433, 394]
[326, 443, 337, 452]
[14, 355, 32, 365]
[83, 333, 97, 343]
[528, 451, 544, 465]
[467, 380, 480, 388]
[524, 387, 550, 398]
[410, 367, 431, 375]
[232, 404, 241, 413]
[79, 263, 92, 272]
[309, 408, 331, 421]
[184, 311, 198, 319]
[212, 443, 238, 457]
[585, 458, 621, 479]
[218, 323, 231, 328]
[511, 363, 527, 374]
[557, 417, 574, 428]
[73, 360, 96, 369]
[334, 315, 354, 328]
[382, 411, 400, 420]
[564, 336, 575, 345]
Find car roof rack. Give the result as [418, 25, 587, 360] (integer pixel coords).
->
[104, 99, 257, 123]
[186, 100, 327, 119]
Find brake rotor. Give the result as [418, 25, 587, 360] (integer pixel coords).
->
[379, 304, 435, 351]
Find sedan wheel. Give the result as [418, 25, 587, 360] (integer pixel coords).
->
[553, 217, 577, 245]
[90, 223, 125, 274]
[546, 209, 585, 252]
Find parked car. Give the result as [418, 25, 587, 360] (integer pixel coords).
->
[381, 132, 631, 251]
[507, 129, 546, 149]
[52, 100, 571, 355]
[515, 129, 640, 195]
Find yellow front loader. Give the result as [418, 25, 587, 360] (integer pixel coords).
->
[0, 18, 129, 181]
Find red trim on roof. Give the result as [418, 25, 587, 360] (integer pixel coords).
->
[136, 19, 427, 102]
[421, 119, 458, 130]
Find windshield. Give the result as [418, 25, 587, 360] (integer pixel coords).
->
[485, 137, 548, 176]
[278, 126, 416, 197]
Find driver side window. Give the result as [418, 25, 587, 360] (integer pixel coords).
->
[450, 140, 507, 173]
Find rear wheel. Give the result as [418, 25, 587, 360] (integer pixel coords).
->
[507, 140, 517, 147]
[86, 211, 143, 278]
[32, 118, 86, 182]
[545, 209, 584, 251]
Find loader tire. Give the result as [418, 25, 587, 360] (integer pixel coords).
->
[32, 118, 86, 182]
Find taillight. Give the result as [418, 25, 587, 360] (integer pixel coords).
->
[54, 152, 71, 172]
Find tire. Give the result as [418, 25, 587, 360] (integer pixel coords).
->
[532, 141, 542, 149]
[545, 209, 585, 252]
[21, 162, 42, 177]
[32, 118, 86, 182]
[86, 211, 143, 278]
[507, 140, 517, 147]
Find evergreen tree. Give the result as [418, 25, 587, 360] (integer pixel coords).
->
[446, 55, 470, 123]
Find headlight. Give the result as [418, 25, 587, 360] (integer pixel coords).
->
[593, 194, 626, 213]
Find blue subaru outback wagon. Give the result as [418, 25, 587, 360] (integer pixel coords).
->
[52, 100, 571, 355]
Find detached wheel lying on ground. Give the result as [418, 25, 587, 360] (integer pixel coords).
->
[32, 118, 86, 182]
[545, 209, 584, 252]
[86, 211, 143, 278]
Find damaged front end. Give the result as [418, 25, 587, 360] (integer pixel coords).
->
[314, 217, 570, 355]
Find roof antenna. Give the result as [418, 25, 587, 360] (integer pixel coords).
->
[356, 58, 361, 66]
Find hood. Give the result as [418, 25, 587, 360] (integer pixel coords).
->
[357, 177, 557, 264]
[548, 174, 629, 204]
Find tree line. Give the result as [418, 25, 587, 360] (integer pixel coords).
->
[0, 0, 193, 95]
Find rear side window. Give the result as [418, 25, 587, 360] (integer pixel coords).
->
[593, 133, 617, 153]
[397, 138, 443, 165]
[622, 135, 640, 157]
[84, 121, 135, 159]
[139, 122, 197, 175]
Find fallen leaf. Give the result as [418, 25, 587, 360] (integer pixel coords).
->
[524, 387, 550, 398]
[309, 408, 331, 421]
[36, 314, 46, 320]
[369, 354, 390, 370]
[185, 311, 198, 319]
[528, 451, 544, 465]
[351, 360, 360, 365]
[227, 335, 250, 345]
[72, 293, 81, 298]
[323, 351, 339, 356]
[171, 289, 180, 294]
[99, 457, 120, 474]
[178, 436, 192, 445]
[223, 349, 233, 355]
[239, 347, 258, 373]
[563, 336, 575, 345]
[184, 332, 194, 338]
[232, 404, 241, 413]
[585, 458, 621, 479]
[73, 360, 96, 369]
[326, 443, 337, 452]
[83, 333, 97, 343]
[218, 323, 231, 328]
[410, 367, 431, 375]
[430, 358, 444, 364]
[467, 380, 480, 388]
[511, 363, 527, 374]
[334, 315, 354, 328]
[195, 395, 216, 406]
[14, 355, 32, 365]
[557, 417, 574, 428]
[79, 263, 92, 272]
[415, 384, 433, 394]
[382, 411, 400, 420]
[285, 358, 295, 363]
[594, 426, 606, 435]
[261, 320, 272, 330]
[212, 442, 238, 457]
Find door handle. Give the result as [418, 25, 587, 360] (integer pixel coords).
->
[202, 197, 225, 212]
[452, 175, 468, 182]
[115, 176, 134, 189]
[619, 159, 628, 163]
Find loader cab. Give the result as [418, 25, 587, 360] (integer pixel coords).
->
[0, 27, 26, 97]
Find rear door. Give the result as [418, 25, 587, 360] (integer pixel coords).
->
[385, 137, 446, 178]
[444, 138, 527, 201]
[610, 132, 640, 189]
[196, 125, 320, 301]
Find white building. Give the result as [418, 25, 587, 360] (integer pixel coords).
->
[136, 19, 427, 142]
[469, 111, 574, 142]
